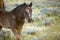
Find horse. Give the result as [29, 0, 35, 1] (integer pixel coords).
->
[0, 0, 5, 10]
[0, 2, 32, 40]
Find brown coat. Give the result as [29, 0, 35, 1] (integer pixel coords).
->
[0, 0, 4, 9]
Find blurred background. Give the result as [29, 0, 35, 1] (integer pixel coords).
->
[0, 0, 60, 40]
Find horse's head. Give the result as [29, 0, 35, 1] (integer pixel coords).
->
[23, 2, 33, 23]
[12, 2, 33, 23]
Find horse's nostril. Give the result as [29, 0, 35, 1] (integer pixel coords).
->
[28, 19, 33, 23]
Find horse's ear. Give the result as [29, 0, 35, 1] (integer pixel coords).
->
[23, 3, 26, 6]
[29, 2, 32, 7]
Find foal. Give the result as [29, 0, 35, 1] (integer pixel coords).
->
[0, 2, 32, 40]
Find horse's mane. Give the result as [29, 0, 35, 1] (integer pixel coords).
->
[11, 4, 25, 12]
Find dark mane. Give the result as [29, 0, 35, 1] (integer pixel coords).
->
[11, 4, 24, 12]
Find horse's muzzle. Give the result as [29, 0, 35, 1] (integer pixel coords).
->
[28, 18, 33, 23]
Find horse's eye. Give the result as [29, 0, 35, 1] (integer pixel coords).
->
[25, 11, 28, 15]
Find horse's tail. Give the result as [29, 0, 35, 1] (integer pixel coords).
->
[2, 0, 5, 10]
[0, 0, 5, 10]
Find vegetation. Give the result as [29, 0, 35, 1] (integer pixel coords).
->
[0, 0, 60, 40]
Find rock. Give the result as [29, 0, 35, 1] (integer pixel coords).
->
[0, 28, 15, 40]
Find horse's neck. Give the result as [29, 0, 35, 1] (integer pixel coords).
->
[12, 6, 23, 13]
[12, 7, 24, 17]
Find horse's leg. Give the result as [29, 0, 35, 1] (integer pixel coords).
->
[10, 27, 21, 40]
[16, 27, 23, 40]
[14, 20, 24, 40]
